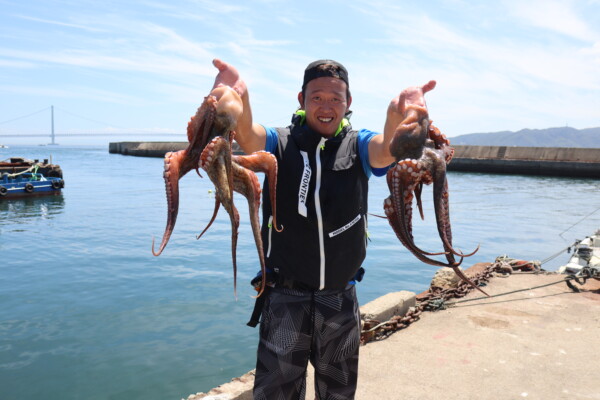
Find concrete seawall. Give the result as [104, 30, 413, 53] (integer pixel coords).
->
[108, 141, 188, 157]
[108, 141, 244, 157]
[449, 145, 600, 178]
[109, 142, 600, 178]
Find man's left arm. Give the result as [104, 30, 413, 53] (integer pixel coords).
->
[368, 81, 436, 168]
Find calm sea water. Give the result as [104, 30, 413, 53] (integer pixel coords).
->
[1, 145, 599, 400]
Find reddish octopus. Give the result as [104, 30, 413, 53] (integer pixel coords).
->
[152, 86, 279, 297]
[384, 81, 485, 295]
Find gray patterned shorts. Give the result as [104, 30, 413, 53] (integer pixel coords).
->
[253, 285, 361, 400]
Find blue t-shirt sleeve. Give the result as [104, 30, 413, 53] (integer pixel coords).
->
[263, 125, 278, 154]
[357, 128, 390, 178]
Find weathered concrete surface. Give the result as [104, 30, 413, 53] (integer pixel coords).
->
[186, 272, 600, 400]
[356, 273, 600, 400]
[359, 291, 415, 323]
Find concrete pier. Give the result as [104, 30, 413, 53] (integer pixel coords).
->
[186, 268, 600, 400]
[109, 142, 600, 178]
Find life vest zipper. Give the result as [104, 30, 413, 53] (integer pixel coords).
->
[315, 137, 327, 289]
[266, 215, 273, 258]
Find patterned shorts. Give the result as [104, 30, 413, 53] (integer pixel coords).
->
[253, 285, 361, 400]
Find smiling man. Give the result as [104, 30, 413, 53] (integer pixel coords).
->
[211, 58, 433, 400]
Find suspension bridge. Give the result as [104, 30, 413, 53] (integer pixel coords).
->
[0, 106, 185, 144]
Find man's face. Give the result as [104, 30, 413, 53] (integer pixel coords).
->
[298, 77, 352, 137]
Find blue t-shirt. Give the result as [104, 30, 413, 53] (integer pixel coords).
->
[263, 126, 389, 178]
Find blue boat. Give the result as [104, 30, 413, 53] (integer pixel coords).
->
[1, 169, 64, 198]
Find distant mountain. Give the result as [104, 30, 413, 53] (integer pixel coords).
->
[450, 126, 600, 148]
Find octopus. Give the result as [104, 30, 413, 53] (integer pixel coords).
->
[151, 86, 279, 298]
[384, 81, 486, 296]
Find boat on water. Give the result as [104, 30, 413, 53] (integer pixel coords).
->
[0, 157, 63, 177]
[0, 157, 64, 199]
[558, 230, 600, 275]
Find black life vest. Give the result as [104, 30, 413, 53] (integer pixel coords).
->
[261, 114, 369, 290]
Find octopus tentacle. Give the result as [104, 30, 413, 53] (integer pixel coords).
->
[451, 266, 488, 296]
[196, 197, 220, 240]
[386, 163, 447, 257]
[152, 149, 195, 256]
[152, 94, 225, 256]
[384, 196, 449, 262]
[201, 136, 241, 297]
[429, 148, 479, 259]
[187, 95, 219, 177]
[414, 182, 425, 220]
[233, 151, 282, 233]
[231, 161, 267, 298]
[227, 200, 240, 299]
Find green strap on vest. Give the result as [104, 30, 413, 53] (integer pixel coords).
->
[294, 110, 349, 136]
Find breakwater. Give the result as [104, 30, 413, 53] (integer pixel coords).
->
[449, 145, 600, 178]
[109, 142, 600, 179]
[108, 141, 244, 157]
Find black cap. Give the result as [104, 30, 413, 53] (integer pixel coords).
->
[302, 59, 349, 92]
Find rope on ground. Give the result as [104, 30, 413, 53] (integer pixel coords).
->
[565, 266, 600, 292]
[443, 275, 578, 307]
[494, 255, 542, 272]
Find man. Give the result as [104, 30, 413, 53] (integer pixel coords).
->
[211, 58, 434, 400]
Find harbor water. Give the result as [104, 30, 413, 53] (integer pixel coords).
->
[1, 145, 599, 400]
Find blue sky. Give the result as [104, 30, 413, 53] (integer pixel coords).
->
[1, 0, 599, 145]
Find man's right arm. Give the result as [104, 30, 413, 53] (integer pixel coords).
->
[211, 59, 266, 154]
[235, 90, 268, 154]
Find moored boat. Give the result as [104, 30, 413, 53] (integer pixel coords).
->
[557, 229, 600, 275]
[0, 157, 63, 178]
[0, 158, 64, 199]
